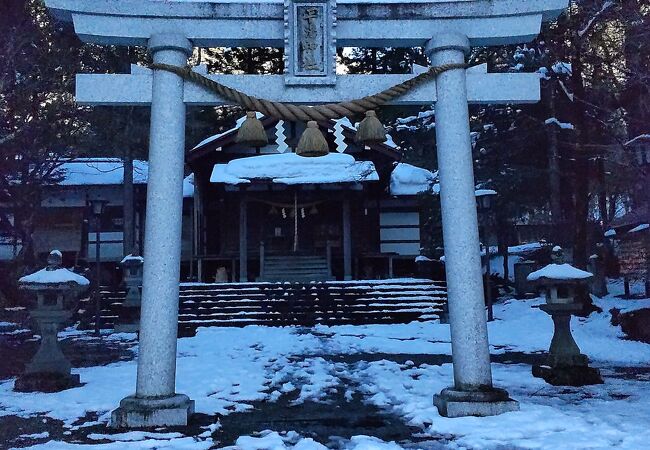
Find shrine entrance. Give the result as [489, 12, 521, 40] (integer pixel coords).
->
[252, 195, 339, 256]
[44, 0, 568, 429]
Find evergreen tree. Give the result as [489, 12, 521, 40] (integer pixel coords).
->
[0, 0, 150, 268]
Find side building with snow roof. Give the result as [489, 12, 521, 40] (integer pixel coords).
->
[0, 158, 195, 285]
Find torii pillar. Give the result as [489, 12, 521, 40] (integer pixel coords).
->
[111, 33, 195, 428]
[427, 33, 518, 417]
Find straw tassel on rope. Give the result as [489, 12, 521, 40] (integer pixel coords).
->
[236, 111, 268, 147]
[356, 110, 387, 145]
[296, 121, 329, 157]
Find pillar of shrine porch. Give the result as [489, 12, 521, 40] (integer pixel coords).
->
[426, 32, 519, 417]
[111, 33, 195, 428]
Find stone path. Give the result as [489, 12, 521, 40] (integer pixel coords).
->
[1, 318, 641, 450]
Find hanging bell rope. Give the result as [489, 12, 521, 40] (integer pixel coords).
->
[236, 111, 268, 147]
[150, 62, 469, 123]
[356, 110, 387, 145]
[251, 198, 324, 209]
[296, 121, 329, 157]
[293, 191, 299, 252]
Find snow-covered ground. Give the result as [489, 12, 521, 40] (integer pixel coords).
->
[1, 283, 649, 449]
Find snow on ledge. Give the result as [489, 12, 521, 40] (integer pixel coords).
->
[19, 268, 90, 286]
[527, 263, 592, 282]
[210, 152, 378, 185]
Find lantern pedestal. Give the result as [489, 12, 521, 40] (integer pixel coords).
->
[532, 303, 603, 386]
[15, 309, 82, 392]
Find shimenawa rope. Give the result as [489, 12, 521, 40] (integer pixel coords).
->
[150, 62, 469, 122]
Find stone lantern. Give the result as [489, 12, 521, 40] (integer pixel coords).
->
[115, 251, 144, 333]
[527, 256, 603, 386]
[14, 250, 89, 392]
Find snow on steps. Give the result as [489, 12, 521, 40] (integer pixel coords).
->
[80, 279, 447, 335]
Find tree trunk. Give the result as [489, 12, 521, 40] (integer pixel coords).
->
[571, 54, 590, 271]
[597, 156, 608, 227]
[545, 80, 563, 235]
[570, 47, 597, 316]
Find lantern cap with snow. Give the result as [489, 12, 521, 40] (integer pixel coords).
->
[120, 246, 144, 281]
[527, 262, 592, 305]
[19, 250, 89, 309]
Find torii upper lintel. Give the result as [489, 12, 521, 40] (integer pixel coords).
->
[45, 0, 567, 47]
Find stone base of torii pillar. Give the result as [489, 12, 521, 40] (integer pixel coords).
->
[434, 387, 518, 418]
[111, 394, 195, 428]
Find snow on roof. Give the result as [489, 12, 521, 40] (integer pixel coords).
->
[19, 267, 90, 286]
[121, 254, 144, 264]
[210, 152, 379, 185]
[390, 163, 437, 196]
[628, 223, 649, 233]
[508, 241, 544, 254]
[57, 158, 149, 185]
[390, 163, 497, 197]
[192, 112, 264, 150]
[552, 61, 572, 75]
[544, 118, 575, 130]
[55, 158, 195, 197]
[527, 263, 592, 282]
[475, 189, 497, 197]
[624, 134, 650, 147]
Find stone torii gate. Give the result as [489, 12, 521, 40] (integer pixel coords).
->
[45, 0, 567, 428]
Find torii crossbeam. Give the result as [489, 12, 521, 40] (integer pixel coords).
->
[44, 0, 568, 428]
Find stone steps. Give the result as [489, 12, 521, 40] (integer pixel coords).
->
[82, 279, 447, 333]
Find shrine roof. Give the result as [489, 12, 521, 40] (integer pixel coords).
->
[209, 152, 379, 186]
